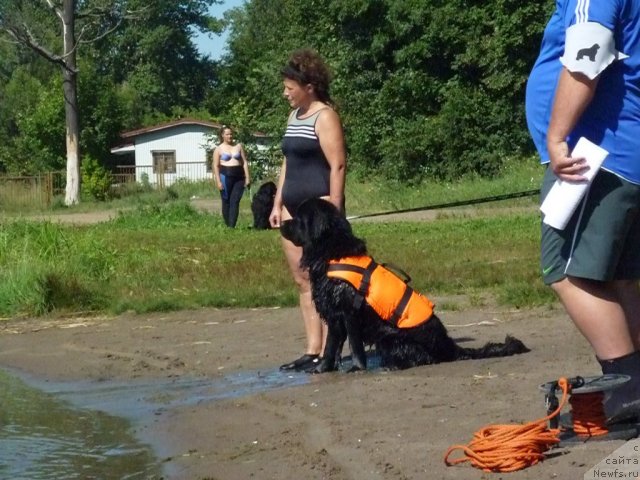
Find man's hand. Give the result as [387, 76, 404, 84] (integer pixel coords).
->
[548, 139, 589, 182]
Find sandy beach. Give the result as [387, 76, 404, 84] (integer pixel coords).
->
[0, 301, 633, 479]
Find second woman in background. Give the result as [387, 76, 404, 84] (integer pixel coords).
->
[269, 48, 347, 372]
[213, 126, 251, 228]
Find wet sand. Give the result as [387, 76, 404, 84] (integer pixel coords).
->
[0, 303, 631, 479]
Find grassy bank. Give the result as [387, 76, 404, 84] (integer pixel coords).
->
[347, 155, 542, 215]
[0, 158, 552, 318]
[0, 205, 552, 318]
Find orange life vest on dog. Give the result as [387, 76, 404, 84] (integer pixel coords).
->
[327, 256, 434, 328]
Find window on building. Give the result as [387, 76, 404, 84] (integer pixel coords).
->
[152, 151, 176, 174]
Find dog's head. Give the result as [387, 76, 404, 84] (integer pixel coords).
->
[280, 198, 366, 263]
[256, 181, 277, 198]
[252, 181, 277, 229]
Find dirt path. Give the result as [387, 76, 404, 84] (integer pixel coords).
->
[0, 303, 627, 480]
[13, 196, 536, 225]
[10, 198, 219, 225]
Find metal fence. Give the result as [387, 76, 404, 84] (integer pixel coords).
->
[115, 162, 212, 189]
[0, 172, 65, 211]
[0, 164, 209, 211]
[0, 158, 281, 212]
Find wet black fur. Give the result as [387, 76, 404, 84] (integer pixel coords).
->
[280, 198, 530, 373]
[251, 181, 277, 229]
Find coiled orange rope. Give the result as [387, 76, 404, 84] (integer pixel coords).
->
[444, 377, 594, 472]
[570, 392, 608, 437]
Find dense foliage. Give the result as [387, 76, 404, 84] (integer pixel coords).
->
[0, 0, 554, 181]
[0, 0, 223, 175]
[214, 0, 553, 180]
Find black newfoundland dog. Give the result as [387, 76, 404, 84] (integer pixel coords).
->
[280, 198, 529, 373]
[251, 181, 277, 229]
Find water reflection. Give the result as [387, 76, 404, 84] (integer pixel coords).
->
[0, 355, 375, 479]
[0, 370, 159, 480]
[32, 368, 312, 420]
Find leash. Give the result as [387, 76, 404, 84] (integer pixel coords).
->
[444, 376, 612, 472]
[347, 189, 539, 220]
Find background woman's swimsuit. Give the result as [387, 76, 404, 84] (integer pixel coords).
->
[219, 151, 245, 228]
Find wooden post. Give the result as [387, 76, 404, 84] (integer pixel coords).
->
[157, 160, 165, 190]
[45, 172, 53, 207]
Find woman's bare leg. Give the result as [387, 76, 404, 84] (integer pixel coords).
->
[280, 206, 326, 356]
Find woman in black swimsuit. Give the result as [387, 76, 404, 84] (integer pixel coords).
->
[269, 49, 347, 372]
[213, 126, 251, 228]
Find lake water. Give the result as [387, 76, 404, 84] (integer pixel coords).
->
[0, 367, 313, 479]
[0, 353, 382, 478]
[0, 369, 159, 479]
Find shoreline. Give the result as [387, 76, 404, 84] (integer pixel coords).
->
[0, 305, 630, 479]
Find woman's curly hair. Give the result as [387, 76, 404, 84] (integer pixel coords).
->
[281, 48, 333, 104]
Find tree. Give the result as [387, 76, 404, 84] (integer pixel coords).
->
[216, 0, 553, 181]
[6, 76, 66, 174]
[209, 0, 325, 135]
[90, 0, 223, 127]
[1, 1, 223, 185]
[0, 0, 130, 205]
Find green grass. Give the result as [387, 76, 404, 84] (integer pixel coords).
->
[2, 156, 542, 216]
[345, 155, 542, 215]
[0, 205, 553, 318]
[0, 158, 553, 318]
[0, 177, 218, 214]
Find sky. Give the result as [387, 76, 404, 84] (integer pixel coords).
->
[193, 0, 246, 59]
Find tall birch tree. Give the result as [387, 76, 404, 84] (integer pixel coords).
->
[0, 0, 127, 205]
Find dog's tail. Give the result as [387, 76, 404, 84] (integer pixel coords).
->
[455, 335, 530, 360]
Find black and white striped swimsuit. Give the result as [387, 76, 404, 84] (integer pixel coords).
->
[281, 108, 331, 216]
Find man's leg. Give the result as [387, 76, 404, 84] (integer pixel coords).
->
[552, 277, 640, 422]
[551, 277, 635, 360]
[615, 280, 640, 350]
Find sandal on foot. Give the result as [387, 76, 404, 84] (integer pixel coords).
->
[279, 353, 319, 371]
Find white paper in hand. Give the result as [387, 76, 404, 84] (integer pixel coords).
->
[540, 137, 609, 230]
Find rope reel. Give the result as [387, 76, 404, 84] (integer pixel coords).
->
[444, 374, 640, 473]
[540, 374, 639, 443]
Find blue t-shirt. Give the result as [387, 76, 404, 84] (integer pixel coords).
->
[525, 0, 640, 184]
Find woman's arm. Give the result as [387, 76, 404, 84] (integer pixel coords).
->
[316, 108, 346, 211]
[269, 158, 287, 228]
[212, 147, 223, 190]
[239, 143, 251, 186]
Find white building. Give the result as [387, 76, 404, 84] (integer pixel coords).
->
[110, 118, 268, 187]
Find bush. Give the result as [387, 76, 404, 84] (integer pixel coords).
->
[82, 155, 113, 201]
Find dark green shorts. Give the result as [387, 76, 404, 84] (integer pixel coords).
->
[540, 167, 640, 284]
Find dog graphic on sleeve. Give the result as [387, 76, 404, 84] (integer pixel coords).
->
[561, 23, 628, 80]
[576, 43, 600, 62]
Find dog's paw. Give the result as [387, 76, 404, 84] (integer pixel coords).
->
[313, 359, 337, 373]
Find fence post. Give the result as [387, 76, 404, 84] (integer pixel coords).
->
[45, 172, 53, 207]
[156, 161, 165, 190]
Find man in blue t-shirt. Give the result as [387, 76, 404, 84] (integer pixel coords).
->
[526, 0, 640, 424]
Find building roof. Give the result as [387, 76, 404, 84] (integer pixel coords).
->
[120, 118, 224, 139]
[110, 144, 136, 154]
[119, 118, 269, 140]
